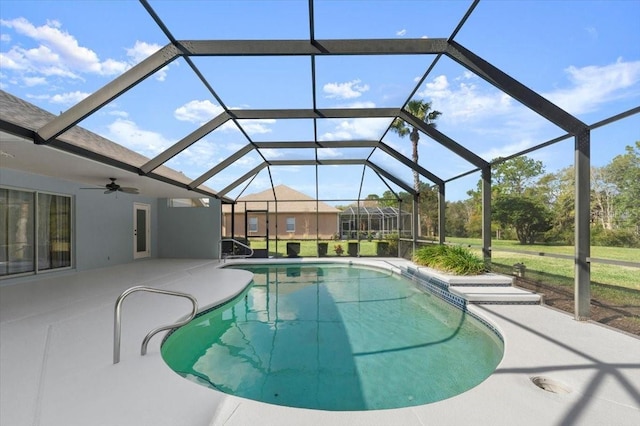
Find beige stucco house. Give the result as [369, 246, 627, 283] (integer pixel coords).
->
[222, 185, 340, 240]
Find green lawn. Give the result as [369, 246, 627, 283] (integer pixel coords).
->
[445, 237, 640, 307]
[446, 237, 640, 263]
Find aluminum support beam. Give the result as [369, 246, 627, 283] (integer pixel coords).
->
[438, 184, 445, 244]
[36, 44, 181, 143]
[141, 111, 232, 174]
[179, 38, 448, 56]
[267, 158, 414, 194]
[231, 108, 399, 120]
[399, 110, 489, 169]
[575, 129, 591, 320]
[189, 143, 254, 189]
[253, 140, 379, 149]
[377, 141, 443, 186]
[413, 194, 420, 254]
[481, 166, 492, 268]
[217, 163, 267, 197]
[269, 159, 363, 166]
[446, 41, 587, 135]
[366, 161, 415, 195]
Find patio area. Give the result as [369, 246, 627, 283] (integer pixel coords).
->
[1, 258, 638, 426]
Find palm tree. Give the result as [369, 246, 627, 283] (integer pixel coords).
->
[390, 99, 441, 193]
[390, 99, 441, 237]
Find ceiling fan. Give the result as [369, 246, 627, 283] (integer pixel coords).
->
[81, 178, 139, 195]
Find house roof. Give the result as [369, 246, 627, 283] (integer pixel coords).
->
[223, 184, 340, 214]
[340, 206, 410, 217]
[0, 90, 226, 200]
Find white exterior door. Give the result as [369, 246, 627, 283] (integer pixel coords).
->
[133, 203, 150, 259]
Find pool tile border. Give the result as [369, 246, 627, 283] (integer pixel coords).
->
[400, 267, 505, 343]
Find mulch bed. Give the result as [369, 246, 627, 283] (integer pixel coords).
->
[514, 277, 640, 337]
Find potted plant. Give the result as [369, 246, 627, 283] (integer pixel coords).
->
[334, 244, 344, 256]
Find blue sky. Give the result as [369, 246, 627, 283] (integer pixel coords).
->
[1, 0, 639, 203]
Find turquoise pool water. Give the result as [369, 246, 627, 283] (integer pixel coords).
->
[161, 263, 504, 411]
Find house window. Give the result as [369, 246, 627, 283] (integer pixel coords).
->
[1, 188, 72, 277]
[286, 217, 295, 233]
[248, 217, 258, 233]
[167, 198, 209, 207]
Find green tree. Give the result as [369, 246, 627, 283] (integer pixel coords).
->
[492, 156, 545, 197]
[445, 200, 471, 237]
[390, 100, 441, 237]
[493, 196, 552, 244]
[465, 155, 546, 239]
[607, 142, 640, 230]
[537, 167, 574, 243]
[390, 99, 441, 193]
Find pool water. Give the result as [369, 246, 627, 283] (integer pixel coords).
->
[161, 263, 504, 411]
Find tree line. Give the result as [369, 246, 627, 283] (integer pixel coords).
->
[375, 141, 640, 247]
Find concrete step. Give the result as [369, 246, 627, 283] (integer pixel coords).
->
[450, 285, 541, 304]
[392, 263, 541, 305]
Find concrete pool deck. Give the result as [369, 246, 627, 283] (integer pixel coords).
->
[1, 258, 638, 426]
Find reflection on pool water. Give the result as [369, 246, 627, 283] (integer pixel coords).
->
[161, 263, 504, 411]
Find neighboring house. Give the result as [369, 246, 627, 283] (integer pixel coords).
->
[222, 185, 340, 240]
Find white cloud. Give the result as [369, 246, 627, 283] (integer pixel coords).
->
[259, 148, 284, 159]
[170, 139, 222, 173]
[126, 41, 166, 80]
[175, 99, 225, 124]
[479, 139, 535, 161]
[0, 17, 128, 77]
[585, 26, 598, 40]
[174, 100, 275, 135]
[323, 79, 370, 99]
[0, 17, 169, 90]
[105, 118, 173, 157]
[22, 76, 46, 86]
[420, 59, 640, 125]
[106, 108, 129, 118]
[418, 74, 513, 122]
[49, 91, 90, 104]
[396, 29, 407, 36]
[320, 117, 391, 141]
[239, 120, 275, 135]
[543, 58, 640, 115]
[316, 147, 342, 158]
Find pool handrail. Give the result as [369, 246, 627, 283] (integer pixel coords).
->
[113, 286, 198, 364]
[219, 238, 254, 262]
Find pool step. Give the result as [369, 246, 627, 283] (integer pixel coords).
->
[392, 263, 541, 305]
[449, 285, 542, 305]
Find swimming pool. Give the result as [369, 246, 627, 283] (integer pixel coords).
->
[161, 263, 504, 411]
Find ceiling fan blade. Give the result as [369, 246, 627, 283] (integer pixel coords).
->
[119, 187, 139, 194]
[104, 189, 115, 194]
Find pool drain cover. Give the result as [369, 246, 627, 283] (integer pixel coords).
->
[530, 376, 571, 394]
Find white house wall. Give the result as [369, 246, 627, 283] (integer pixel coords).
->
[0, 168, 159, 282]
[157, 198, 221, 259]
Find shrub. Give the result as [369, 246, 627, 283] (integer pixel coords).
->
[591, 228, 640, 248]
[413, 244, 485, 275]
[384, 233, 399, 256]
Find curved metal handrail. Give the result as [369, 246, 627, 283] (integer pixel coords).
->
[113, 286, 198, 364]
[219, 238, 254, 262]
